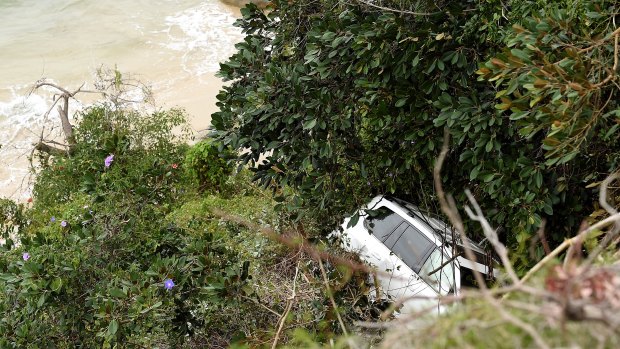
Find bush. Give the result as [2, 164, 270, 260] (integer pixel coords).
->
[184, 139, 235, 193]
[212, 0, 620, 271]
[0, 105, 372, 347]
[0, 107, 254, 347]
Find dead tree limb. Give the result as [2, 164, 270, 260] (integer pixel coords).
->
[354, 0, 440, 16]
[32, 81, 87, 148]
[433, 128, 550, 349]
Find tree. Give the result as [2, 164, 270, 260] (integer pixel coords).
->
[212, 0, 619, 269]
[30, 67, 153, 158]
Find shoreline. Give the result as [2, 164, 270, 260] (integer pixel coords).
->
[0, 1, 245, 201]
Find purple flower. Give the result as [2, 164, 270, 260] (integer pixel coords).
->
[60, 220, 67, 227]
[50, 216, 56, 222]
[104, 154, 114, 168]
[22, 252, 30, 261]
[164, 279, 175, 290]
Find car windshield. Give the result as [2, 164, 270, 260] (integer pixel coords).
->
[419, 249, 455, 295]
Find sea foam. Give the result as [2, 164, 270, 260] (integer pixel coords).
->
[163, 2, 243, 76]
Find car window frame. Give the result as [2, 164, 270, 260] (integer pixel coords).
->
[388, 222, 436, 274]
[365, 204, 438, 274]
[364, 206, 406, 243]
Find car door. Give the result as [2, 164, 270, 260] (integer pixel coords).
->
[347, 205, 410, 301]
[363, 207, 435, 306]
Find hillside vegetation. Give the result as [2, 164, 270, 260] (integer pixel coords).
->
[1, 0, 620, 347]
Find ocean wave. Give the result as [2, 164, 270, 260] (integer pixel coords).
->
[0, 86, 85, 199]
[163, 2, 243, 75]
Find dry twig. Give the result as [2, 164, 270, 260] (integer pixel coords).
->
[433, 128, 550, 349]
[353, 0, 439, 16]
[271, 262, 299, 349]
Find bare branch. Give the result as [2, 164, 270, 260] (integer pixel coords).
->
[271, 262, 299, 349]
[521, 211, 620, 284]
[433, 128, 487, 290]
[599, 173, 619, 216]
[464, 190, 520, 284]
[353, 0, 439, 16]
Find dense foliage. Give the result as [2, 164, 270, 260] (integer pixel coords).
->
[0, 105, 374, 347]
[212, 0, 620, 269]
[1, 1, 619, 347]
[0, 107, 248, 347]
[185, 139, 235, 192]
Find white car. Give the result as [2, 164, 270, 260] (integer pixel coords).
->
[334, 196, 497, 315]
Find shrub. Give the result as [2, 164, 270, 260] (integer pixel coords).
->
[0, 104, 372, 347]
[184, 139, 234, 192]
[0, 107, 253, 347]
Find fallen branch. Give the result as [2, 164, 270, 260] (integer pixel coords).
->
[209, 207, 372, 275]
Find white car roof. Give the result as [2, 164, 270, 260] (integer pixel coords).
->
[367, 195, 497, 275]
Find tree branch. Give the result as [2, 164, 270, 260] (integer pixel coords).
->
[354, 0, 439, 16]
[520, 211, 620, 284]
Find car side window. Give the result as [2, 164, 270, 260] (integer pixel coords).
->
[390, 224, 435, 273]
[420, 248, 455, 295]
[365, 207, 405, 242]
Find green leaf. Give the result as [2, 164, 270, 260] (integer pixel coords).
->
[535, 21, 551, 32]
[395, 98, 407, 108]
[535, 171, 543, 188]
[347, 213, 360, 228]
[109, 288, 127, 299]
[426, 60, 436, 74]
[107, 319, 119, 338]
[322, 31, 336, 41]
[510, 49, 530, 62]
[51, 277, 62, 292]
[558, 151, 577, 164]
[485, 140, 493, 152]
[509, 111, 529, 120]
[140, 301, 162, 314]
[37, 294, 46, 307]
[604, 124, 619, 139]
[506, 79, 519, 95]
[482, 173, 495, 182]
[303, 119, 317, 130]
[412, 54, 420, 67]
[470, 165, 481, 180]
[586, 11, 603, 19]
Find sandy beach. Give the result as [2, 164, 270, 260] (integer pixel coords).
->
[0, 0, 244, 200]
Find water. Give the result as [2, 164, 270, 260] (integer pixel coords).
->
[0, 0, 243, 199]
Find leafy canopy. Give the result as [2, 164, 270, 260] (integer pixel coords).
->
[212, 0, 620, 269]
